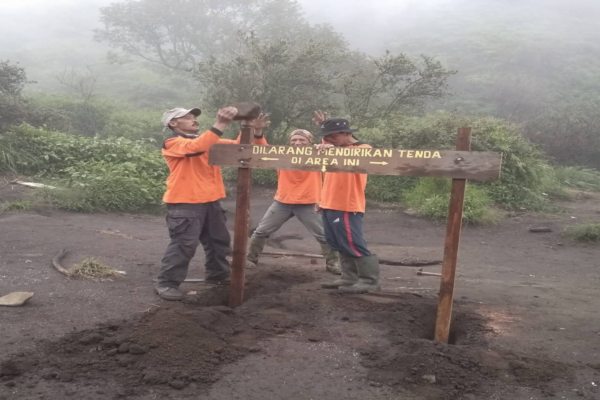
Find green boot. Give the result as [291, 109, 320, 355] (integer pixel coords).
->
[247, 236, 266, 268]
[320, 242, 341, 275]
[338, 254, 380, 294]
[321, 254, 358, 288]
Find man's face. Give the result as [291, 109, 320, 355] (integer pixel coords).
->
[169, 113, 199, 134]
[323, 132, 352, 146]
[290, 134, 311, 146]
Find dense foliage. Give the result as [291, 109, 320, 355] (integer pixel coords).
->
[1, 112, 598, 220]
[0, 60, 29, 130]
[0, 124, 166, 212]
[23, 94, 162, 142]
[359, 112, 558, 211]
[403, 178, 496, 224]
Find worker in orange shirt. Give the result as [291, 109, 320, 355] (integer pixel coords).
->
[246, 129, 340, 274]
[155, 106, 268, 301]
[315, 115, 381, 293]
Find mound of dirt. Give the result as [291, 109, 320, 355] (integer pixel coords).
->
[0, 267, 580, 400]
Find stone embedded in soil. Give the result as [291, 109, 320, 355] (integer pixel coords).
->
[529, 226, 553, 233]
[106, 348, 118, 356]
[116, 355, 133, 367]
[117, 343, 129, 353]
[169, 379, 188, 390]
[128, 344, 147, 355]
[78, 333, 104, 345]
[142, 371, 167, 385]
[41, 370, 59, 380]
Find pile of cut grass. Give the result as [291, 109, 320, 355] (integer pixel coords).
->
[70, 257, 122, 280]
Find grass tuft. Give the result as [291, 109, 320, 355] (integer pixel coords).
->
[563, 223, 600, 243]
[70, 257, 122, 280]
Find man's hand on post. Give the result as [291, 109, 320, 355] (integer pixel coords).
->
[214, 106, 238, 132]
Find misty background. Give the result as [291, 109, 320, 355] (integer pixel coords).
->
[1, 0, 600, 168]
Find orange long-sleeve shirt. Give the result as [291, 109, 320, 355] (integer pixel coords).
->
[162, 129, 266, 204]
[274, 169, 322, 204]
[319, 143, 370, 212]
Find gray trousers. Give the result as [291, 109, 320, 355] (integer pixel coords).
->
[252, 201, 327, 244]
[157, 202, 231, 288]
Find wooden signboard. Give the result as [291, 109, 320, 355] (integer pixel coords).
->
[209, 144, 502, 181]
[210, 128, 502, 343]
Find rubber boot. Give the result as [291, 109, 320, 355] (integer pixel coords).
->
[247, 236, 266, 268]
[338, 254, 380, 293]
[321, 254, 358, 288]
[320, 243, 341, 275]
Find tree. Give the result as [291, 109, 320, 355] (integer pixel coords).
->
[0, 60, 29, 130]
[195, 33, 345, 141]
[340, 52, 456, 126]
[56, 67, 98, 103]
[95, 0, 308, 71]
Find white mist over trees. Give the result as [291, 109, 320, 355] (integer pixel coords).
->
[1, 0, 600, 166]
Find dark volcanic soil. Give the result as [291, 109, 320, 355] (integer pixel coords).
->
[1, 179, 599, 399]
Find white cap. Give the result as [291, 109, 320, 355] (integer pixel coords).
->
[161, 107, 201, 127]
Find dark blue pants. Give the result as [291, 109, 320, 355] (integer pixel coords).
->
[321, 209, 371, 258]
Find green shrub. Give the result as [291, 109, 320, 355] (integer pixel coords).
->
[366, 175, 417, 203]
[99, 108, 161, 143]
[403, 177, 496, 224]
[0, 200, 32, 213]
[252, 169, 278, 186]
[1, 124, 167, 212]
[361, 112, 556, 210]
[222, 167, 278, 187]
[51, 161, 165, 212]
[1, 124, 165, 174]
[26, 95, 112, 137]
[564, 223, 600, 243]
[553, 166, 600, 192]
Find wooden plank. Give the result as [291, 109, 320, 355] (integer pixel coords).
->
[228, 124, 253, 307]
[209, 144, 502, 181]
[434, 127, 470, 343]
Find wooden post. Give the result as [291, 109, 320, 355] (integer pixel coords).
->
[434, 127, 471, 343]
[228, 122, 252, 307]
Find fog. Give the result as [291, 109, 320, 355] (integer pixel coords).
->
[2, 0, 600, 120]
[3, 0, 599, 69]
